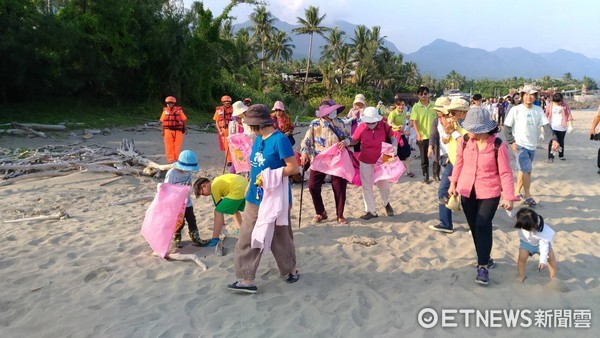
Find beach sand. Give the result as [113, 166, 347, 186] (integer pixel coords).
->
[1, 111, 599, 337]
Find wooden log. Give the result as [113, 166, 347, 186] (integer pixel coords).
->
[11, 123, 47, 138]
[0, 162, 74, 171]
[0, 170, 72, 186]
[3, 211, 69, 223]
[99, 176, 122, 186]
[13, 123, 67, 131]
[0, 129, 30, 136]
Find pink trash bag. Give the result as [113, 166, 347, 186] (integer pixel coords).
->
[228, 133, 253, 173]
[310, 145, 355, 183]
[373, 142, 405, 183]
[140, 183, 189, 258]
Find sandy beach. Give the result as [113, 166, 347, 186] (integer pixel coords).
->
[1, 110, 599, 337]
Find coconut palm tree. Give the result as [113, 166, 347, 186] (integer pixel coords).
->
[249, 6, 277, 70]
[292, 6, 330, 83]
[268, 30, 295, 63]
[321, 27, 346, 61]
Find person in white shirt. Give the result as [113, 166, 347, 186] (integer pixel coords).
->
[514, 207, 557, 282]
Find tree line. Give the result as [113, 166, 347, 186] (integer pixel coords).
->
[2, 0, 597, 115]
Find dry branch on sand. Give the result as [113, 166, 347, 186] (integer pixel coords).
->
[0, 139, 172, 184]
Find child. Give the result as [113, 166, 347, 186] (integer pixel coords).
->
[514, 207, 557, 282]
[194, 174, 248, 247]
[165, 150, 207, 248]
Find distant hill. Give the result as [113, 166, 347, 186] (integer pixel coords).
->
[233, 18, 600, 81]
[403, 39, 600, 81]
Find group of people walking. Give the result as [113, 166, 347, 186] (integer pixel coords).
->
[155, 83, 598, 292]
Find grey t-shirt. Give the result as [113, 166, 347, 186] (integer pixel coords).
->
[164, 168, 192, 207]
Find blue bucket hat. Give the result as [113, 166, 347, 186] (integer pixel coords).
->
[459, 107, 497, 134]
[174, 150, 200, 171]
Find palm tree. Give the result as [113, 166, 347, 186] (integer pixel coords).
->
[351, 25, 370, 62]
[321, 27, 346, 61]
[292, 6, 330, 83]
[249, 6, 277, 70]
[402, 61, 420, 87]
[268, 31, 295, 63]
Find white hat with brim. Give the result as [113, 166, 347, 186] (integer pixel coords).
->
[446, 98, 470, 112]
[232, 101, 248, 117]
[520, 85, 538, 95]
[353, 94, 366, 106]
[458, 107, 497, 134]
[360, 106, 383, 123]
[434, 96, 451, 115]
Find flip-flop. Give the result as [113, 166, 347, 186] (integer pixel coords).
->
[523, 198, 537, 207]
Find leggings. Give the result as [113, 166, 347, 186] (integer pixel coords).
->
[461, 189, 500, 266]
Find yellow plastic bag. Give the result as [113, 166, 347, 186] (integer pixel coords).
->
[445, 194, 461, 212]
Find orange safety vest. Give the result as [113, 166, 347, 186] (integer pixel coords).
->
[213, 106, 233, 130]
[162, 106, 185, 131]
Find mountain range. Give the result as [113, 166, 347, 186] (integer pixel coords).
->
[235, 19, 600, 81]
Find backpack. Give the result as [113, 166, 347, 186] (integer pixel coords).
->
[462, 134, 503, 170]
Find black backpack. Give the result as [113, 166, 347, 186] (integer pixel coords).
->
[462, 134, 503, 170]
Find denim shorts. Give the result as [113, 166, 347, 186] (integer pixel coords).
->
[519, 239, 551, 256]
[515, 146, 536, 173]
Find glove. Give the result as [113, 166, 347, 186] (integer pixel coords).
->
[567, 125, 574, 134]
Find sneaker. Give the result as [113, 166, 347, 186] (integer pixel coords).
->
[172, 232, 182, 248]
[474, 259, 496, 269]
[203, 238, 221, 247]
[385, 203, 394, 216]
[429, 224, 453, 234]
[360, 212, 378, 220]
[547, 158, 554, 163]
[284, 270, 300, 284]
[559, 157, 566, 161]
[188, 230, 204, 246]
[227, 281, 257, 294]
[406, 172, 415, 178]
[475, 267, 489, 285]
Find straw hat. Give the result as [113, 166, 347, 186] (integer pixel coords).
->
[520, 84, 538, 94]
[446, 98, 470, 112]
[433, 96, 451, 115]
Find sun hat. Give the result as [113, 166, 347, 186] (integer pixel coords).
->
[520, 84, 538, 94]
[165, 96, 176, 104]
[232, 101, 248, 117]
[317, 99, 346, 118]
[459, 106, 497, 134]
[271, 101, 285, 111]
[360, 106, 383, 123]
[433, 96, 451, 115]
[242, 104, 273, 127]
[446, 98, 470, 112]
[353, 94, 366, 106]
[174, 150, 200, 171]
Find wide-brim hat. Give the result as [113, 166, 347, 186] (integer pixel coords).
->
[173, 150, 200, 171]
[232, 101, 248, 117]
[520, 84, 538, 95]
[360, 106, 383, 123]
[434, 96, 451, 115]
[446, 98, 470, 112]
[353, 94, 366, 106]
[243, 104, 273, 127]
[459, 107, 497, 134]
[317, 99, 345, 118]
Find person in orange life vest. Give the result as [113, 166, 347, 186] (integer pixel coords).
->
[213, 95, 234, 164]
[159, 96, 188, 163]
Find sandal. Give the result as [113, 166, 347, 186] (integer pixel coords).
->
[312, 212, 328, 223]
[285, 270, 300, 284]
[523, 197, 537, 207]
[337, 217, 347, 224]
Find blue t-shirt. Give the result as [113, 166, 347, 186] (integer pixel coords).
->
[246, 131, 294, 205]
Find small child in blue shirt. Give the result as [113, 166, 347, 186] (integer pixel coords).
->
[165, 150, 208, 248]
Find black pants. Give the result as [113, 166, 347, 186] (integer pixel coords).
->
[548, 129, 566, 159]
[176, 206, 198, 234]
[497, 113, 505, 127]
[417, 139, 430, 175]
[461, 189, 500, 266]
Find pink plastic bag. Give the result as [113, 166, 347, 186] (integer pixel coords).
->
[140, 183, 189, 258]
[228, 133, 253, 173]
[373, 142, 406, 183]
[310, 145, 355, 182]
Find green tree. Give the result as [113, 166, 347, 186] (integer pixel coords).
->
[268, 30, 294, 63]
[292, 6, 329, 83]
[249, 6, 277, 70]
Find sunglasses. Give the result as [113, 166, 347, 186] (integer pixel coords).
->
[419, 92, 429, 96]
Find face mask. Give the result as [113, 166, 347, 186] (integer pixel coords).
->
[328, 112, 337, 119]
[367, 122, 377, 130]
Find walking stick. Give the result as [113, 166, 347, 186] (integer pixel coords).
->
[221, 131, 228, 174]
[298, 166, 305, 228]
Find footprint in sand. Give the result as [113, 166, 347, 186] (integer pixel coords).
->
[84, 267, 114, 284]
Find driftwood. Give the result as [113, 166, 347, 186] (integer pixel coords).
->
[0, 170, 73, 187]
[108, 195, 153, 206]
[11, 123, 47, 138]
[99, 176, 122, 186]
[3, 211, 69, 223]
[166, 253, 208, 270]
[1, 139, 171, 184]
[13, 123, 66, 131]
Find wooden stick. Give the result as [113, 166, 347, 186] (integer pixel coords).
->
[14, 123, 67, 131]
[99, 176, 122, 186]
[0, 170, 72, 187]
[165, 253, 208, 271]
[108, 195, 153, 206]
[12, 123, 47, 138]
[3, 211, 68, 223]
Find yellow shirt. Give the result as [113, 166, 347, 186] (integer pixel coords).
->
[211, 174, 248, 204]
[447, 123, 468, 165]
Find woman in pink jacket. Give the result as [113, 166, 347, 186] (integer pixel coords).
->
[448, 107, 518, 286]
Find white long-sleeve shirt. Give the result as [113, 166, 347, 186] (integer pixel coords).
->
[518, 223, 555, 265]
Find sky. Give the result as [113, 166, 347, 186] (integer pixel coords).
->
[185, 0, 600, 59]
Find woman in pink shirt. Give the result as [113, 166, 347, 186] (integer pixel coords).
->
[340, 107, 397, 220]
[448, 107, 517, 286]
